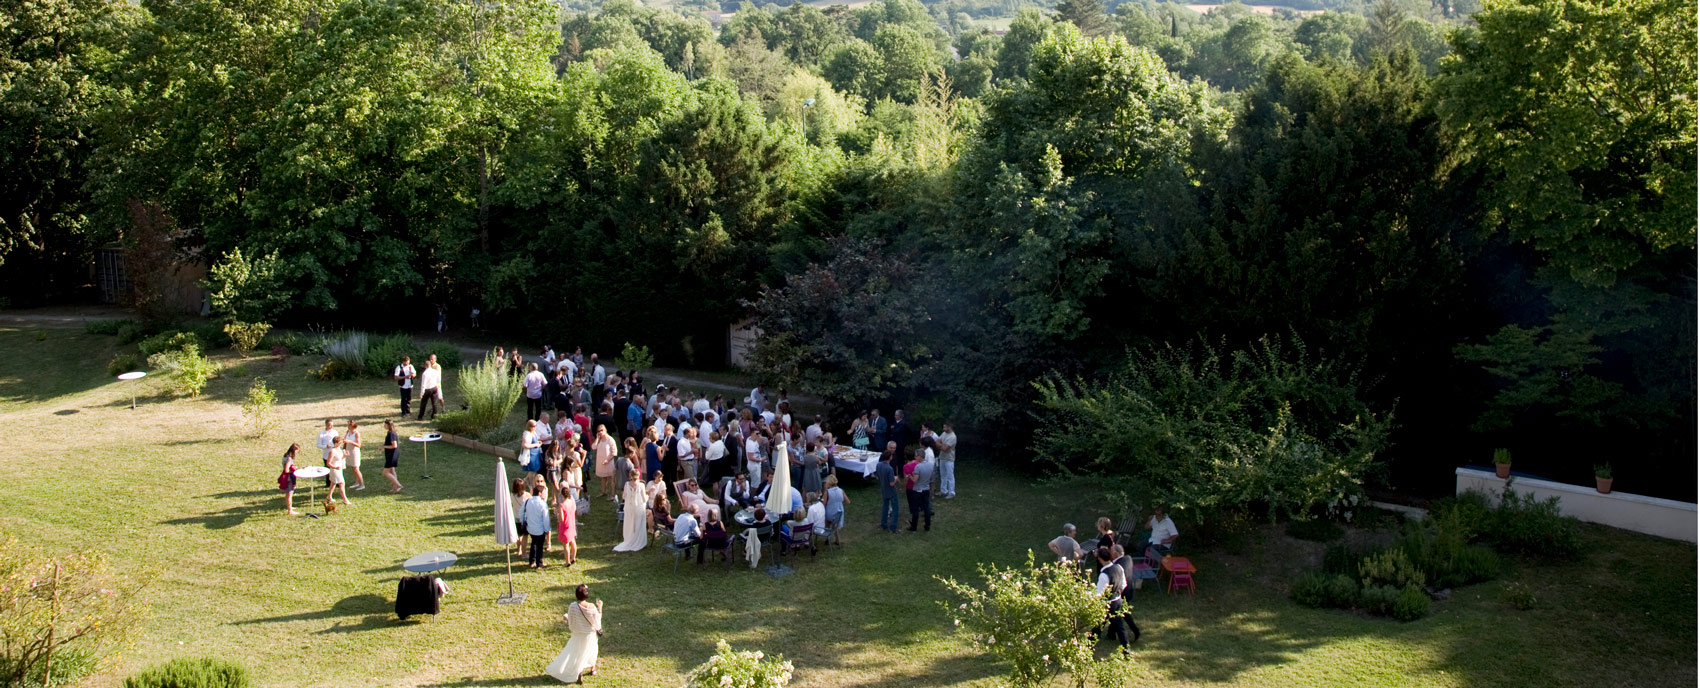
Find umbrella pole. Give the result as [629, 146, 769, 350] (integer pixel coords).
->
[497, 545, 525, 604]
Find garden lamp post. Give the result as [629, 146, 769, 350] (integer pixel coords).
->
[801, 98, 815, 140]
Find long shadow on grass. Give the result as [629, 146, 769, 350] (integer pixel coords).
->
[161, 493, 274, 529]
[232, 593, 389, 625]
[420, 675, 558, 687]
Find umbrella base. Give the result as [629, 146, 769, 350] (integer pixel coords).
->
[496, 592, 527, 605]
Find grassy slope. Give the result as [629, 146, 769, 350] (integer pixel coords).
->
[0, 326, 1692, 687]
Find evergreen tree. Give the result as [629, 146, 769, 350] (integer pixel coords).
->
[1054, 0, 1111, 37]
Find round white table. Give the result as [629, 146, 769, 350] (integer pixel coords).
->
[293, 466, 331, 511]
[409, 433, 443, 479]
[117, 371, 147, 409]
[403, 550, 457, 574]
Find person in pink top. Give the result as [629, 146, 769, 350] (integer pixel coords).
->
[557, 488, 578, 567]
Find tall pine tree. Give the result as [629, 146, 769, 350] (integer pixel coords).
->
[1054, 0, 1110, 37]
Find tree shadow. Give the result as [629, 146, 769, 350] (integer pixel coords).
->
[232, 593, 390, 625]
[160, 494, 274, 530]
[419, 675, 559, 687]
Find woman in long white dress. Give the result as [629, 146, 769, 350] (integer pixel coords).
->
[545, 584, 602, 683]
[612, 470, 648, 552]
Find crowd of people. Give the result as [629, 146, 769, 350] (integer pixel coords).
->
[273, 343, 963, 684]
[1042, 507, 1183, 650]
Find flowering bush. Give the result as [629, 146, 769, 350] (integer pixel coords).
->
[684, 640, 793, 688]
[939, 554, 1113, 688]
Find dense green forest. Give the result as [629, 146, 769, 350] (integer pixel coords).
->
[2, 0, 1693, 499]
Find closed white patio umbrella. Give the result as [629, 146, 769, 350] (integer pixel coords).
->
[766, 441, 792, 516]
[494, 459, 525, 604]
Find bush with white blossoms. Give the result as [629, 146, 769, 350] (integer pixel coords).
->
[685, 640, 794, 688]
[939, 553, 1138, 688]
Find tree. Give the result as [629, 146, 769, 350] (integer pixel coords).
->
[870, 24, 939, 103]
[822, 39, 884, 101]
[0, 0, 131, 285]
[1054, 0, 1111, 38]
[993, 9, 1053, 81]
[1437, 0, 1696, 287]
[205, 248, 289, 324]
[749, 237, 934, 410]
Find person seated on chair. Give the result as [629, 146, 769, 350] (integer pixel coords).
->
[701, 507, 729, 560]
[752, 469, 775, 505]
[1134, 506, 1181, 557]
[804, 492, 828, 534]
[673, 503, 704, 563]
[779, 507, 808, 538]
[786, 484, 804, 514]
[678, 478, 710, 515]
[650, 494, 675, 531]
[1049, 523, 1085, 563]
[722, 473, 754, 514]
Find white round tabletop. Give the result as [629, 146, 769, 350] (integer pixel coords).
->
[294, 466, 331, 479]
[402, 551, 458, 573]
[409, 433, 443, 443]
[117, 371, 147, 381]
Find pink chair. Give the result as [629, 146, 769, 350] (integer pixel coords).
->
[1168, 571, 1196, 594]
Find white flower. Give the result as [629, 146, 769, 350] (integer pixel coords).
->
[754, 651, 764, 659]
[720, 676, 732, 686]
[959, 603, 967, 609]
[954, 619, 961, 626]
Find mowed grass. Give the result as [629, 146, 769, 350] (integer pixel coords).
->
[0, 326, 1693, 687]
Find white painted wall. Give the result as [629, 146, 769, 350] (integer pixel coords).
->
[1455, 467, 1697, 543]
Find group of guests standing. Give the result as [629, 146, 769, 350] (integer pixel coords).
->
[277, 417, 405, 514]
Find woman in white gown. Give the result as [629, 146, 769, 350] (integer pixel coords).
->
[546, 584, 602, 683]
[612, 469, 648, 552]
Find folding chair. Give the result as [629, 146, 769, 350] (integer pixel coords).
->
[780, 523, 817, 558]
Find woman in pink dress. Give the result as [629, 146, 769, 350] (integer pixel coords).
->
[557, 487, 578, 567]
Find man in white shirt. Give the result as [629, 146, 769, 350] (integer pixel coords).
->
[691, 395, 710, 418]
[590, 355, 606, 385]
[677, 426, 700, 481]
[1137, 506, 1181, 557]
[698, 413, 715, 450]
[317, 419, 339, 466]
[749, 386, 765, 413]
[523, 363, 547, 421]
[1093, 546, 1133, 648]
[938, 423, 959, 499]
[393, 356, 416, 417]
[416, 355, 443, 420]
[541, 345, 556, 369]
[674, 503, 704, 563]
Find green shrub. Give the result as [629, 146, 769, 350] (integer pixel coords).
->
[1286, 519, 1345, 543]
[0, 539, 144, 688]
[241, 379, 279, 439]
[613, 341, 654, 375]
[1323, 574, 1357, 607]
[263, 331, 322, 356]
[108, 353, 142, 377]
[434, 351, 522, 437]
[138, 331, 200, 357]
[1323, 543, 1380, 577]
[223, 321, 271, 356]
[366, 334, 415, 378]
[939, 555, 1122, 688]
[85, 319, 126, 336]
[189, 322, 230, 350]
[1490, 489, 1583, 560]
[116, 321, 148, 344]
[1501, 582, 1537, 611]
[685, 641, 792, 688]
[1430, 490, 1495, 541]
[1392, 584, 1430, 621]
[322, 331, 370, 377]
[1290, 572, 1331, 608]
[1359, 549, 1425, 590]
[1357, 584, 1401, 615]
[419, 341, 461, 368]
[309, 359, 359, 381]
[147, 344, 219, 396]
[1449, 545, 1501, 585]
[124, 657, 251, 688]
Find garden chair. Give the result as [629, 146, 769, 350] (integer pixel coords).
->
[701, 534, 734, 568]
[659, 538, 691, 572]
[779, 523, 817, 558]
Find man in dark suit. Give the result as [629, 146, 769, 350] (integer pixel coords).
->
[891, 409, 911, 463]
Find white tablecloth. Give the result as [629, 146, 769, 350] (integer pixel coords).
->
[831, 447, 882, 477]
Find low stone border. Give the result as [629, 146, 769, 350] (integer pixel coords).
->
[439, 432, 517, 460]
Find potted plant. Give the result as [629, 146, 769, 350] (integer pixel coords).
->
[1594, 463, 1613, 494]
[1492, 448, 1512, 479]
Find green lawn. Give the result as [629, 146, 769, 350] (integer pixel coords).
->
[0, 326, 1693, 687]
